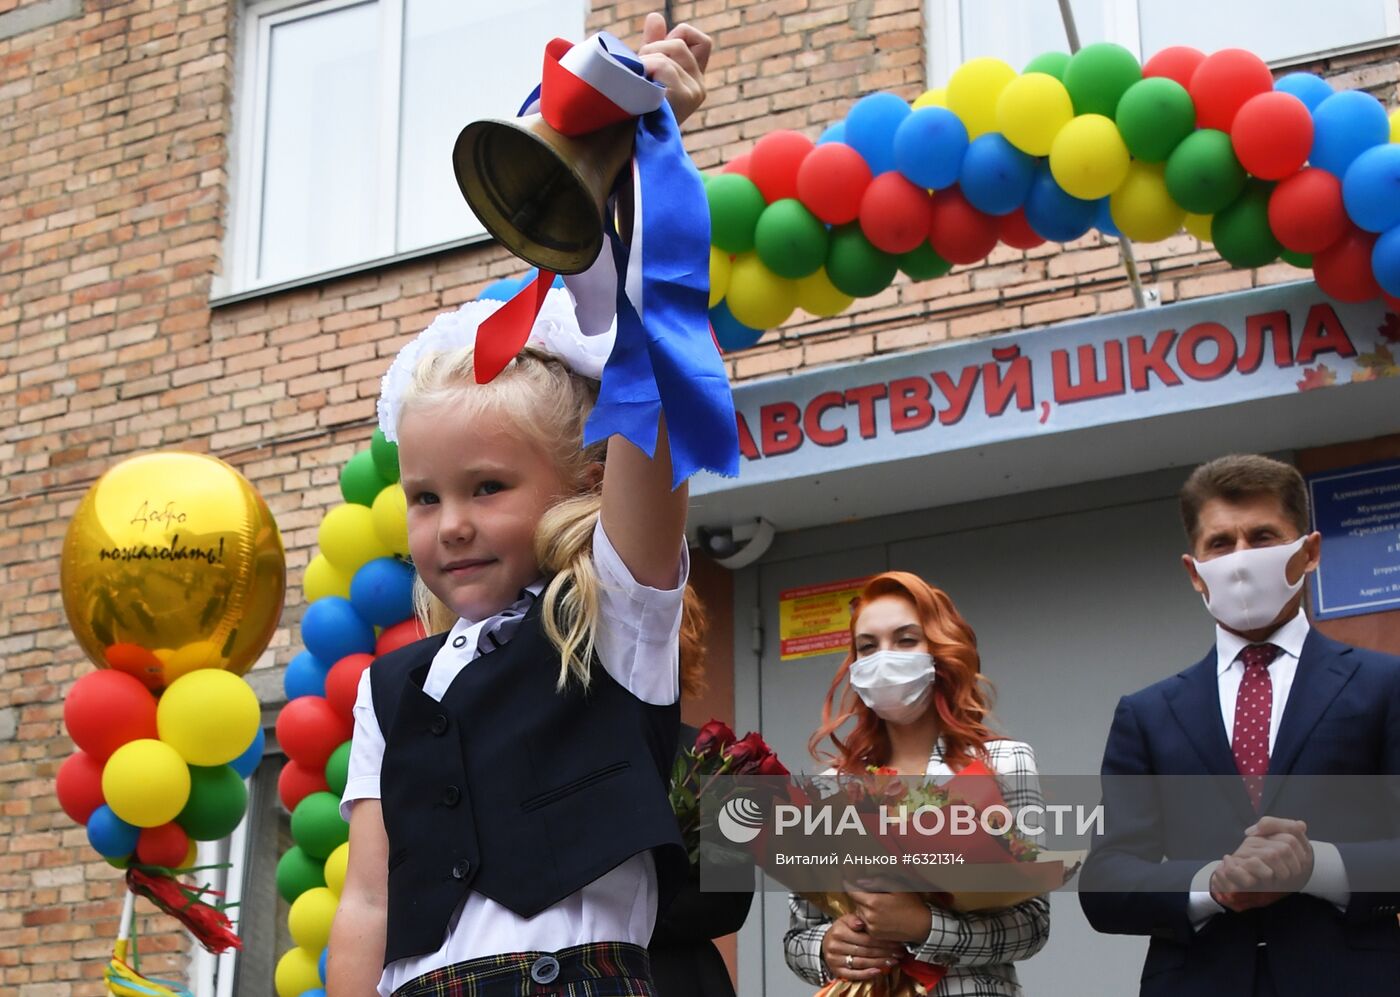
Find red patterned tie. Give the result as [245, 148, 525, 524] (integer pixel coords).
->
[1232, 643, 1280, 810]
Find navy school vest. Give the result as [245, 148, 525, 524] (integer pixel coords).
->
[369, 598, 686, 965]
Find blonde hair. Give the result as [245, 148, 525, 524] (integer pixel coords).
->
[401, 346, 607, 690]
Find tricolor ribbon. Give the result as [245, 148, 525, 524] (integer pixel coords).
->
[473, 32, 739, 487]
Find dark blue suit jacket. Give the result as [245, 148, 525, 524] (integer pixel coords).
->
[1079, 629, 1400, 996]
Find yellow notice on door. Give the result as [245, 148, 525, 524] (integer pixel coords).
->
[778, 576, 870, 660]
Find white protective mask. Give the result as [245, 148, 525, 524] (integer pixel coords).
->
[849, 650, 937, 725]
[1191, 536, 1308, 632]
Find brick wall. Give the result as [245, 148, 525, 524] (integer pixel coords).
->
[2, 0, 1397, 991]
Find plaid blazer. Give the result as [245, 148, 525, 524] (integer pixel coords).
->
[783, 738, 1052, 997]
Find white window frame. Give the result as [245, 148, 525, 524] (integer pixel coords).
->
[925, 0, 1400, 87]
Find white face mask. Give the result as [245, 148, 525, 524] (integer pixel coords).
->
[849, 650, 937, 725]
[1191, 536, 1308, 632]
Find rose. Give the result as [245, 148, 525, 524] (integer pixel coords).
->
[724, 732, 773, 772]
[753, 751, 789, 777]
[694, 719, 737, 761]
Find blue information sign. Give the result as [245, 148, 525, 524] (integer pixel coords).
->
[1308, 460, 1400, 620]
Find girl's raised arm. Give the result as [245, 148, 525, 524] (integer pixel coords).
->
[601, 414, 687, 589]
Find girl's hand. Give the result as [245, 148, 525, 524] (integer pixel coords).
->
[637, 12, 711, 125]
[845, 888, 935, 944]
[821, 913, 904, 981]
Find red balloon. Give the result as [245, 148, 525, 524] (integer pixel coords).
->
[1268, 169, 1348, 254]
[721, 153, 751, 177]
[1313, 226, 1381, 303]
[104, 644, 164, 691]
[1189, 49, 1273, 132]
[376, 618, 426, 657]
[276, 696, 352, 770]
[796, 142, 873, 225]
[63, 670, 158, 760]
[928, 187, 999, 265]
[748, 130, 815, 203]
[1232, 92, 1313, 180]
[325, 653, 374, 724]
[277, 759, 330, 812]
[136, 822, 190, 868]
[859, 172, 934, 254]
[1143, 46, 1206, 89]
[999, 208, 1045, 251]
[56, 751, 106, 824]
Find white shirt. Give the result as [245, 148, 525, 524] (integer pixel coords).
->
[1187, 609, 1350, 927]
[341, 518, 689, 997]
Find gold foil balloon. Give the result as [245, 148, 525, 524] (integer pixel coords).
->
[61, 452, 286, 690]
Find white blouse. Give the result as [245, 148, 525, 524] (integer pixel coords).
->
[340, 518, 688, 997]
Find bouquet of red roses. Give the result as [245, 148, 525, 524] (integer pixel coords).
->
[669, 719, 788, 865]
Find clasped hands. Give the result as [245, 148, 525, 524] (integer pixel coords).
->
[820, 887, 933, 982]
[1209, 816, 1315, 912]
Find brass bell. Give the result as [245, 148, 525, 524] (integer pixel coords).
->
[453, 114, 635, 275]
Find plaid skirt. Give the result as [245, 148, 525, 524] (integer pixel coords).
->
[392, 941, 657, 997]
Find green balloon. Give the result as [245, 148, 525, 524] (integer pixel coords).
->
[291, 791, 349, 860]
[177, 765, 248, 841]
[1023, 51, 1071, 81]
[825, 224, 898, 298]
[341, 449, 388, 507]
[325, 741, 352, 797]
[1165, 129, 1247, 215]
[754, 199, 829, 279]
[1062, 42, 1141, 117]
[899, 243, 952, 281]
[1212, 181, 1281, 269]
[370, 428, 399, 484]
[707, 174, 767, 254]
[276, 846, 326, 904]
[1280, 248, 1313, 269]
[1116, 77, 1196, 163]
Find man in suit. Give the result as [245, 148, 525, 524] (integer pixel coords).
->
[1080, 454, 1400, 996]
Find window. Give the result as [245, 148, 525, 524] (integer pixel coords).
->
[927, 0, 1400, 86]
[223, 0, 585, 295]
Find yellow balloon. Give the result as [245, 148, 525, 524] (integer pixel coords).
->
[102, 739, 191, 828]
[304, 554, 353, 603]
[275, 946, 322, 997]
[158, 640, 227, 684]
[1049, 113, 1130, 200]
[288, 886, 339, 953]
[1183, 211, 1214, 244]
[947, 57, 1017, 139]
[796, 267, 855, 317]
[724, 253, 797, 330]
[709, 246, 732, 308]
[370, 484, 409, 558]
[1110, 161, 1185, 243]
[324, 841, 350, 896]
[157, 669, 260, 767]
[1390, 108, 1399, 143]
[318, 503, 391, 574]
[913, 87, 947, 109]
[996, 72, 1074, 157]
[60, 452, 285, 692]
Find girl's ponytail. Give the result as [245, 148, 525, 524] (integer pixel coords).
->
[535, 493, 604, 690]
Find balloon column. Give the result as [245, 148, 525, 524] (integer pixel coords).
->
[705, 45, 1400, 348]
[57, 452, 285, 967]
[273, 429, 424, 997]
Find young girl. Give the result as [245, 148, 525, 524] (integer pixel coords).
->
[327, 20, 714, 995]
[784, 572, 1051, 996]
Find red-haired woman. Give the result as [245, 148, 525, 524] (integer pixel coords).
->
[783, 572, 1050, 996]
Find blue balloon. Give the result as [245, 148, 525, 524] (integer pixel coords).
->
[958, 133, 1036, 216]
[1094, 197, 1120, 239]
[817, 122, 846, 145]
[88, 805, 139, 859]
[318, 947, 328, 984]
[709, 301, 764, 352]
[301, 597, 376, 665]
[1274, 72, 1333, 112]
[298, 990, 326, 997]
[1023, 164, 1097, 243]
[1310, 90, 1390, 179]
[1373, 226, 1400, 298]
[230, 726, 266, 779]
[845, 92, 911, 176]
[893, 107, 968, 191]
[1342, 144, 1400, 234]
[478, 277, 520, 302]
[350, 557, 416, 628]
[284, 650, 330, 700]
